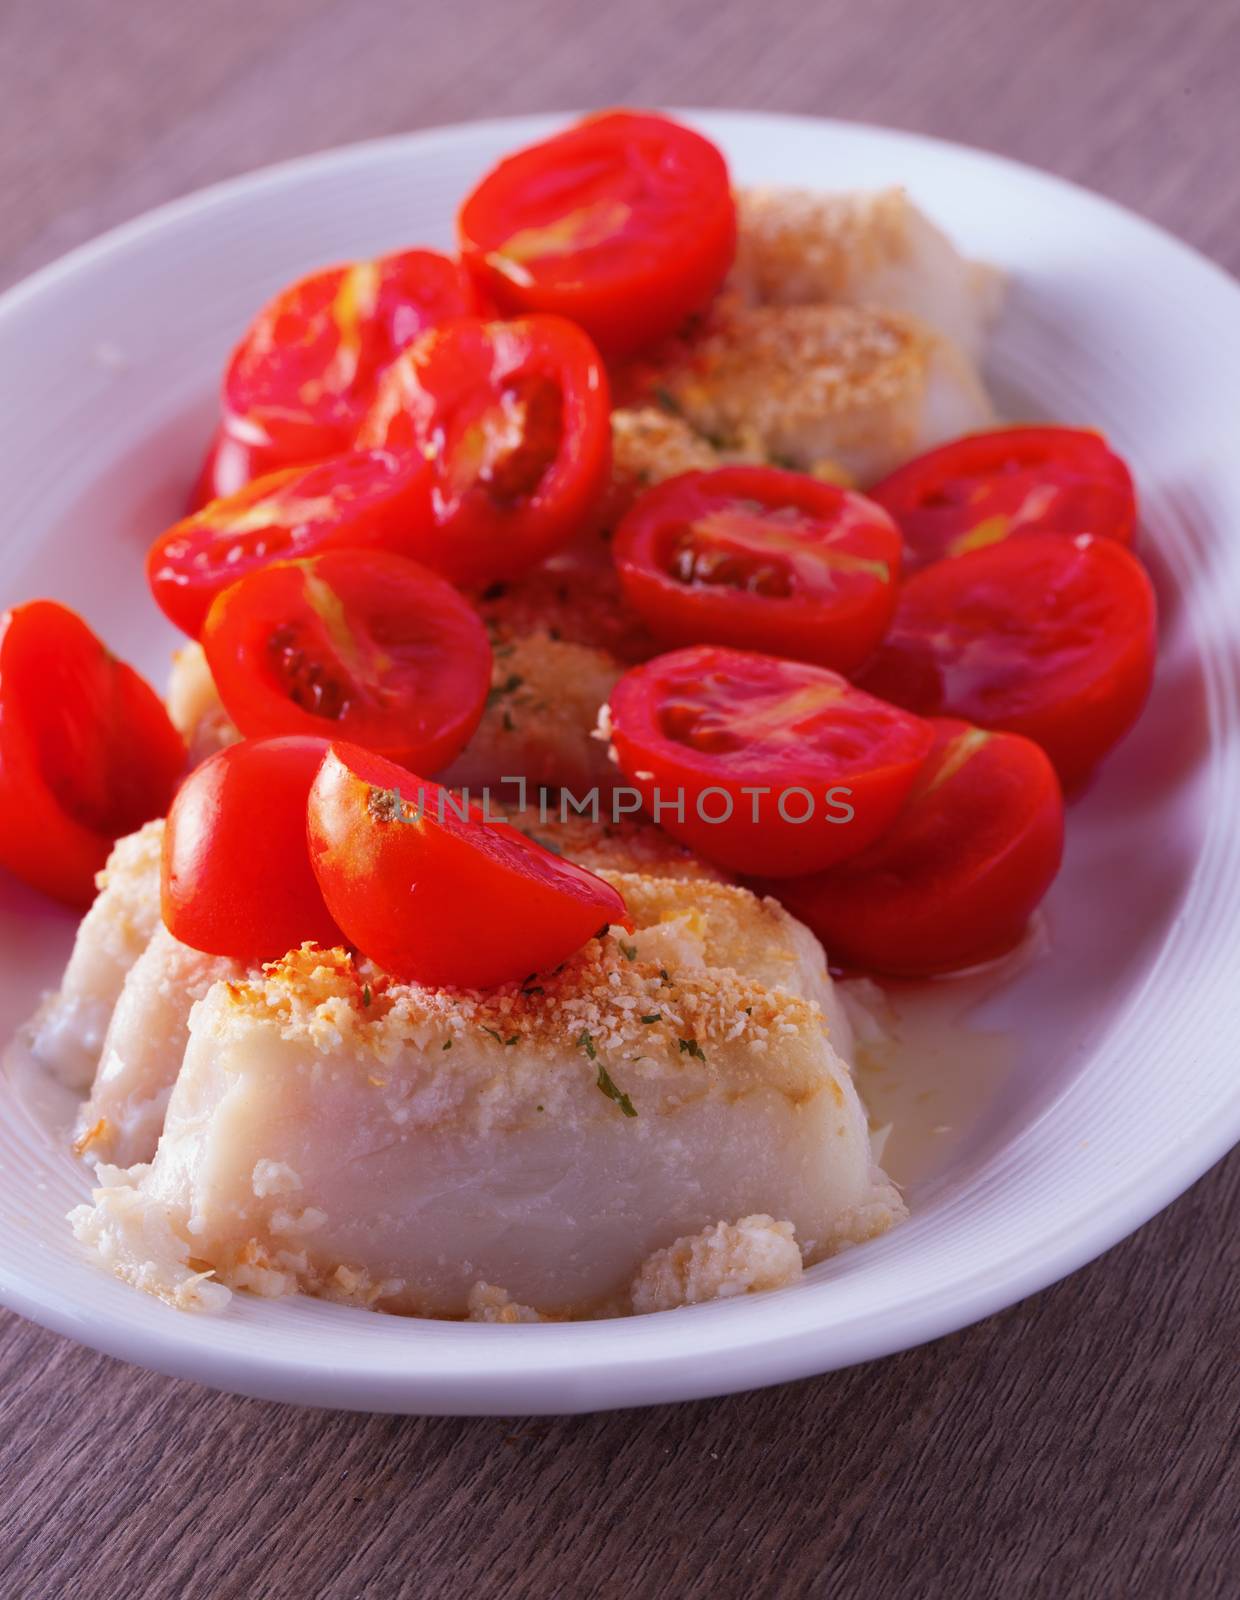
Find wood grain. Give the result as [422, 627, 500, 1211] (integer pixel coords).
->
[2, 1, 1238, 1593]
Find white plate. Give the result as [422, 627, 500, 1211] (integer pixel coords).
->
[1, 111, 1239, 1415]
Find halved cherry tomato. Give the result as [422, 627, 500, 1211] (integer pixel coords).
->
[356, 314, 610, 584]
[162, 736, 342, 964]
[606, 645, 934, 877]
[870, 426, 1137, 570]
[764, 719, 1064, 976]
[221, 248, 482, 471]
[188, 427, 287, 512]
[149, 449, 434, 638]
[613, 467, 902, 671]
[0, 602, 185, 907]
[201, 548, 491, 773]
[307, 742, 628, 988]
[457, 111, 736, 358]
[858, 533, 1157, 789]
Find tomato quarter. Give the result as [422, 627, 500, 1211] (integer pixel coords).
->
[149, 449, 434, 638]
[307, 742, 628, 988]
[458, 111, 736, 357]
[606, 645, 934, 877]
[857, 532, 1157, 789]
[356, 314, 610, 584]
[161, 736, 343, 964]
[765, 719, 1064, 976]
[613, 466, 902, 671]
[870, 426, 1137, 570]
[201, 548, 492, 773]
[0, 602, 185, 906]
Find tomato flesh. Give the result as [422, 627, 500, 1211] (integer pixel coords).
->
[161, 736, 343, 964]
[221, 248, 482, 471]
[357, 314, 610, 584]
[858, 532, 1157, 789]
[870, 426, 1137, 570]
[458, 111, 736, 357]
[613, 466, 902, 670]
[201, 548, 492, 773]
[607, 645, 934, 877]
[765, 719, 1064, 976]
[307, 743, 628, 988]
[149, 449, 434, 638]
[0, 602, 186, 906]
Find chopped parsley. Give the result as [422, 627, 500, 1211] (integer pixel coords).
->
[361, 984, 372, 1008]
[618, 940, 638, 962]
[577, 1029, 597, 1060]
[640, 1013, 662, 1024]
[486, 673, 524, 708]
[678, 1037, 707, 1062]
[442, 1039, 452, 1051]
[595, 1063, 637, 1118]
[481, 1026, 519, 1047]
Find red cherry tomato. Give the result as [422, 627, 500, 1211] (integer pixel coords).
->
[149, 449, 434, 638]
[221, 248, 482, 469]
[0, 602, 185, 907]
[858, 533, 1157, 789]
[765, 719, 1064, 976]
[356, 314, 610, 584]
[606, 645, 934, 877]
[307, 742, 628, 988]
[161, 736, 343, 964]
[188, 427, 289, 511]
[201, 548, 492, 773]
[870, 426, 1137, 570]
[457, 111, 736, 358]
[613, 467, 902, 671]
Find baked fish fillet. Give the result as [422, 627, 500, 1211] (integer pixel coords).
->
[69, 874, 901, 1317]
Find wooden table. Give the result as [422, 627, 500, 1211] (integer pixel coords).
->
[2, 1, 1237, 1593]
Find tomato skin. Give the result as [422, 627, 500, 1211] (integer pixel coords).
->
[458, 111, 736, 358]
[858, 533, 1157, 790]
[613, 467, 902, 671]
[222, 248, 483, 467]
[149, 449, 435, 639]
[201, 548, 492, 774]
[307, 743, 628, 988]
[763, 719, 1064, 977]
[870, 426, 1137, 570]
[188, 426, 294, 511]
[161, 736, 343, 964]
[356, 314, 611, 584]
[606, 645, 934, 877]
[0, 602, 185, 907]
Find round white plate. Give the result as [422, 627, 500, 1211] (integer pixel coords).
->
[1, 112, 1238, 1415]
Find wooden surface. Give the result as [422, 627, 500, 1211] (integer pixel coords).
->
[3, 0, 1239, 1593]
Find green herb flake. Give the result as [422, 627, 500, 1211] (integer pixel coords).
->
[618, 940, 638, 962]
[678, 1037, 707, 1063]
[640, 1013, 662, 1025]
[442, 1039, 453, 1051]
[486, 673, 524, 709]
[361, 984, 372, 1009]
[595, 1062, 638, 1118]
[577, 1029, 597, 1061]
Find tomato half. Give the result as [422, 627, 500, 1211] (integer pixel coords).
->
[613, 467, 902, 671]
[870, 426, 1137, 570]
[201, 548, 492, 773]
[857, 533, 1157, 789]
[221, 248, 482, 469]
[149, 449, 434, 638]
[0, 602, 185, 906]
[765, 719, 1064, 976]
[162, 736, 342, 964]
[307, 742, 628, 988]
[188, 427, 289, 512]
[457, 110, 736, 358]
[606, 645, 934, 877]
[356, 314, 610, 584]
